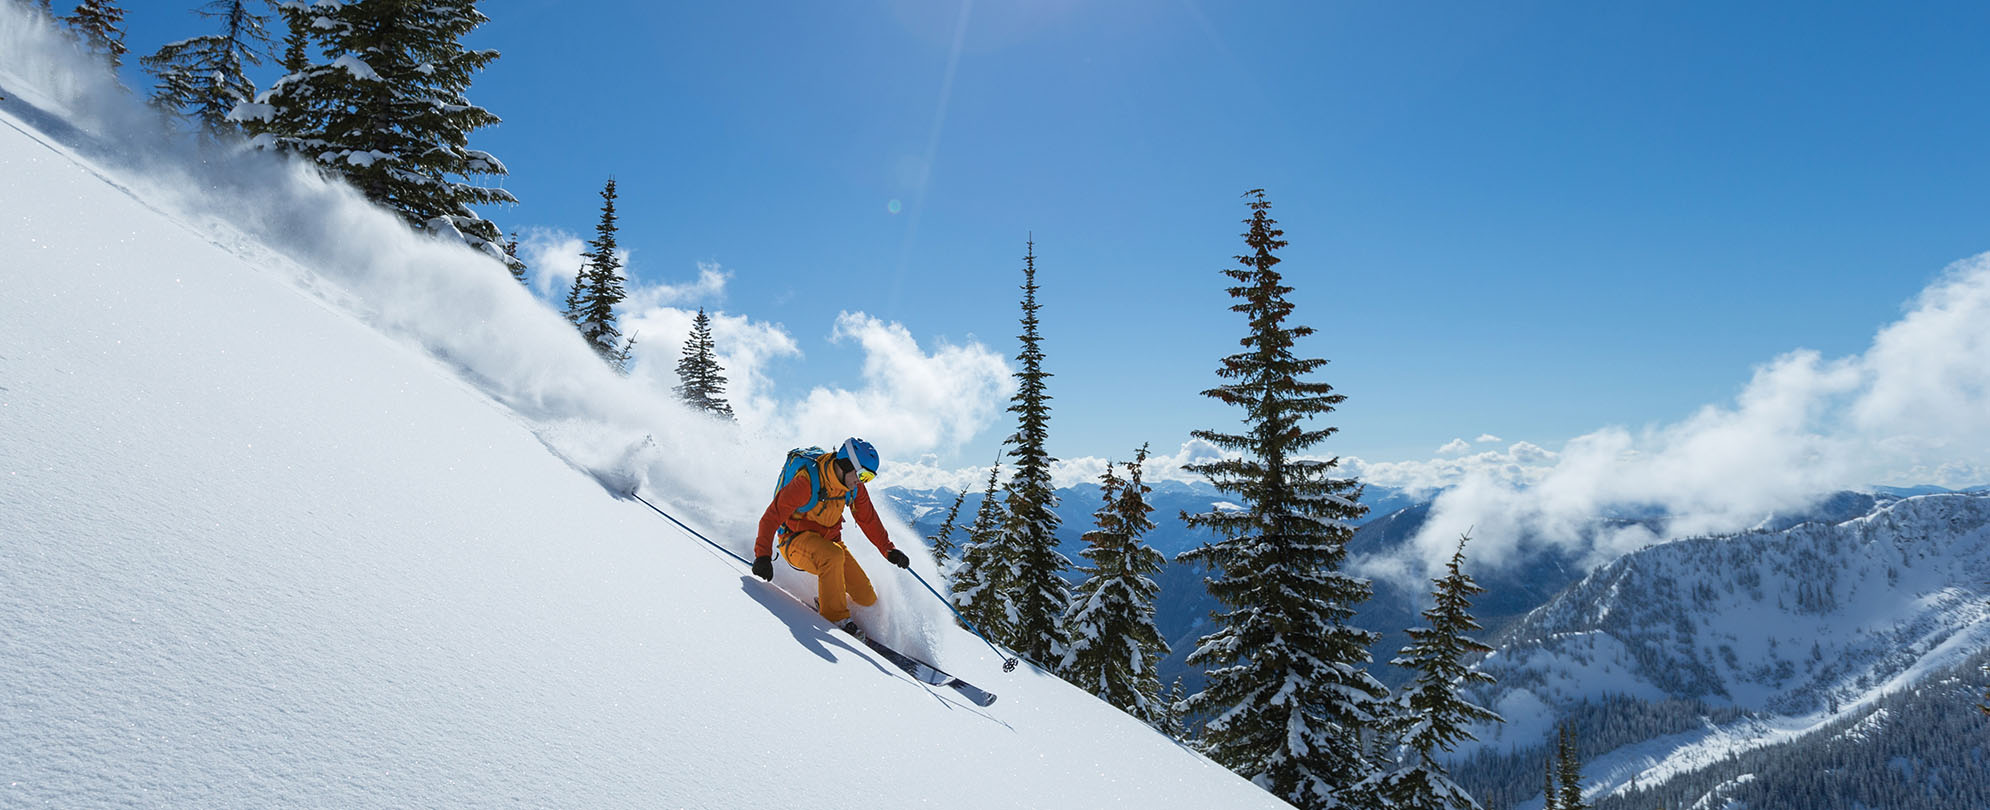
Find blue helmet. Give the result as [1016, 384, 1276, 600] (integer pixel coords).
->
[835, 437, 879, 483]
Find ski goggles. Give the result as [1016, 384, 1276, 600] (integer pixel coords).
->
[857, 468, 876, 484]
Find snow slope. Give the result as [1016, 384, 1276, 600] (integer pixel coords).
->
[1456, 492, 1990, 808]
[0, 10, 1283, 808]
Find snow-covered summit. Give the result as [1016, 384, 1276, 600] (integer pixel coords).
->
[1455, 492, 1990, 809]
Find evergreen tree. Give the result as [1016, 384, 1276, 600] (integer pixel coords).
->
[995, 236, 1071, 665]
[503, 231, 527, 285]
[613, 332, 639, 377]
[1543, 754, 1559, 810]
[1556, 723, 1588, 810]
[572, 178, 628, 366]
[926, 487, 969, 565]
[276, 4, 309, 73]
[61, 0, 127, 70]
[561, 266, 585, 326]
[1371, 536, 1504, 810]
[950, 453, 1014, 642]
[1059, 445, 1170, 728]
[238, 0, 518, 263]
[1164, 676, 1191, 741]
[673, 307, 735, 419]
[1177, 190, 1387, 810]
[141, 1, 270, 138]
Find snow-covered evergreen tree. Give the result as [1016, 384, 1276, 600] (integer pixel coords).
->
[141, 1, 271, 139]
[673, 307, 734, 419]
[572, 178, 628, 367]
[950, 454, 1014, 642]
[1178, 190, 1387, 810]
[561, 266, 585, 326]
[1555, 723, 1587, 810]
[503, 231, 526, 285]
[1369, 536, 1503, 810]
[235, 0, 518, 263]
[995, 237, 1070, 665]
[1164, 676, 1191, 742]
[926, 488, 968, 565]
[1542, 755, 1559, 810]
[1058, 445, 1170, 728]
[61, 0, 127, 70]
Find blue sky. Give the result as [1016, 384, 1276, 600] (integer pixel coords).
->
[114, 1, 1990, 487]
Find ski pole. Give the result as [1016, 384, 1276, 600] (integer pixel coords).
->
[907, 569, 1022, 673]
[629, 490, 753, 567]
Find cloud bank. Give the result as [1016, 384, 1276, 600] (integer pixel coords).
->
[1380, 256, 1990, 583]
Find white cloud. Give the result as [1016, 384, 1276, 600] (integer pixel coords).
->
[773, 312, 1012, 463]
[1437, 438, 1472, 455]
[1382, 254, 1990, 586]
[627, 261, 730, 309]
[1476, 433, 1503, 443]
[1052, 437, 1238, 489]
[1343, 443, 1558, 496]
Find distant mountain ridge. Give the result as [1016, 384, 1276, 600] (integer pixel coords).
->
[1452, 491, 1990, 810]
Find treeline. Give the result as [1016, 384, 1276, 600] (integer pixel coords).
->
[923, 195, 1510, 810]
[1588, 650, 1986, 810]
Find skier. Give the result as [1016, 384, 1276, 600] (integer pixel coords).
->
[753, 438, 909, 636]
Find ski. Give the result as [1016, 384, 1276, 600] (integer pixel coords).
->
[854, 634, 998, 707]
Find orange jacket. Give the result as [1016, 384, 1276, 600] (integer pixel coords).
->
[755, 454, 895, 560]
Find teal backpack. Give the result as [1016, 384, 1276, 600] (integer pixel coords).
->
[774, 447, 856, 532]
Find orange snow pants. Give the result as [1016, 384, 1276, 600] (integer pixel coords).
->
[781, 530, 876, 623]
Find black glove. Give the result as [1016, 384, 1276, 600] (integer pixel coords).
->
[886, 548, 910, 569]
[752, 555, 774, 581]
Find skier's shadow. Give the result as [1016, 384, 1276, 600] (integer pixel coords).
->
[738, 578, 896, 677]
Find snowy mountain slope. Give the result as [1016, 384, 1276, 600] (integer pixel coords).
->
[0, 14, 1287, 809]
[1451, 493, 1990, 809]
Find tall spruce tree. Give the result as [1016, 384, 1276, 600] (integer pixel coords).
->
[238, 0, 518, 263]
[950, 453, 1014, 641]
[673, 308, 735, 419]
[995, 237, 1071, 665]
[926, 488, 969, 565]
[1556, 723, 1588, 810]
[61, 0, 127, 70]
[1543, 755, 1559, 810]
[141, 1, 270, 138]
[573, 178, 629, 367]
[1370, 536, 1503, 810]
[1058, 445, 1170, 728]
[1177, 190, 1387, 810]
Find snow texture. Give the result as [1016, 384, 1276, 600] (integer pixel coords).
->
[0, 9, 1283, 808]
